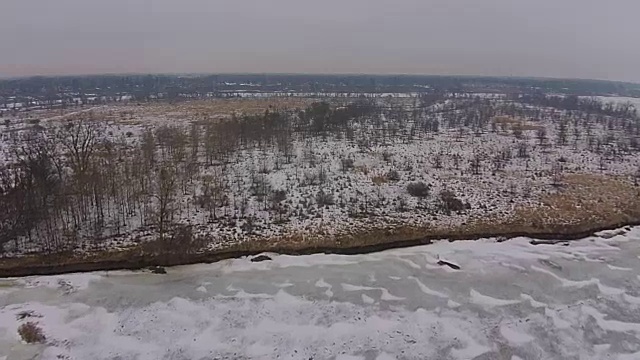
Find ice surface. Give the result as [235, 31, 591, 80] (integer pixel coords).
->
[470, 289, 520, 307]
[408, 276, 449, 298]
[2, 228, 640, 359]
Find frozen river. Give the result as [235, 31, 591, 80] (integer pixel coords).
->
[2, 228, 640, 360]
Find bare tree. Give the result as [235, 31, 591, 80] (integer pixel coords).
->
[536, 128, 547, 145]
[551, 162, 563, 187]
[557, 121, 568, 146]
[470, 154, 482, 175]
[153, 164, 177, 242]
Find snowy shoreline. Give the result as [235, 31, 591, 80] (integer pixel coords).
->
[4, 94, 640, 279]
[2, 226, 640, 360]
[0, 220, 635, 278]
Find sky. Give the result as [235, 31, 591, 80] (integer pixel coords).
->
[1, 0, 638, 82]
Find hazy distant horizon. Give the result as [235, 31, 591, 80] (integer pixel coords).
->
[2, 0, 639, 82]
[3, 71, 639, 87]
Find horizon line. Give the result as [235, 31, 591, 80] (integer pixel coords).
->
[1, 71, 639, 86]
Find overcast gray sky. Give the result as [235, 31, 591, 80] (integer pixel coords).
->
[1, 0, 638, 81]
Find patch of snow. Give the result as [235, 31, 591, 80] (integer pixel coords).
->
[469, 289, 520, 307]
[408, 276, 448, 298]
[361, 294, 375, 304]
[500, 325, 534, 345]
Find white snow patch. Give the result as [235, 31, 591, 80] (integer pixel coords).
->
[379, 288, 405, 301]
[397, 257, 421, 269]
[449, 343, 491, 360]
[315, 278, 334, 297]
[375, 353, 396, 360]
[341, 283, 404, 301]
[520, 293, 547, 308]
[530, 265, 625, 295]
[336, 355, 364, 360]
[16, 273, 102, 293]
[216, 254, 358, 274]
[341, 283, 376, 292]
[582, 305, 640, 333]
[545, 308, 572, 329]
[469, 289, 520, 307]
[618, 351, 640, 360]
[408, 276, 448, 298]
[607, 264, 632, 271]
[361, 294, 375, 304]
[500, 325, 534, 345]
[447, 300, 461, 308]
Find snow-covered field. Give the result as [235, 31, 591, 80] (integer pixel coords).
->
[2, 93, 640, 256]
[2, 228, 640, 359]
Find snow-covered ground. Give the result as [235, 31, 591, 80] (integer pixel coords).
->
[2, 94, 640, 256]
[2, 228, 640, 359]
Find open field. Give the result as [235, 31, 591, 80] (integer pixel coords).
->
[2, 92, 640, 274]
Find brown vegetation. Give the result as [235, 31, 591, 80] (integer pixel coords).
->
[109, 98, 317, 124]
[18, 322, 46, 344]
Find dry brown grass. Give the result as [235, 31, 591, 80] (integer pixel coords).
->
[371, 175, 388, 185]
[109, 98, 315, 124]
[18, 322, 45, 344]
[494, 116, 520, 125]
[494, 116, 544, 132]
[462, 173, 640, 235]
[224, 225, 433, 252]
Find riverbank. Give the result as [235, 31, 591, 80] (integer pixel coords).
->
[0, 221, 634, 278]
[1, 173, 638, 278]
[4, 227, 640, 360]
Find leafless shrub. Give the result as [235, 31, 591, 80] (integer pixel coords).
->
[406, 182, 431, 198]
[386, 169, 401, 181]
[512, 124, 523, 139]
[251, 174, 271, 198]
[316, 191, 335, 207]
[552, 162, 564, 187]
[371, 175, 387, 185]
[341, 158, 355, 172]
[304, 167, 328, 186]
[396, 196, 408, 212]
[430, 153, 443, 169]
[470, 154, 482, 175]
[241, 216, 256, 234]
[517, 142, 529, 158]
[18, 322, 45, 344]
[438, 190, 469, 214]
[270, 189, 287, 204]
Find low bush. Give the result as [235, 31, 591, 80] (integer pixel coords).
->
[406, 182, 430, 198]
[386, 169, 401, 181]
[316, 191, 335, 207]
[18, 322, 45, 344]
[438, 190, 469, 214]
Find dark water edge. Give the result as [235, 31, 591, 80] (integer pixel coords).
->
[0, 220, 636, 278]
